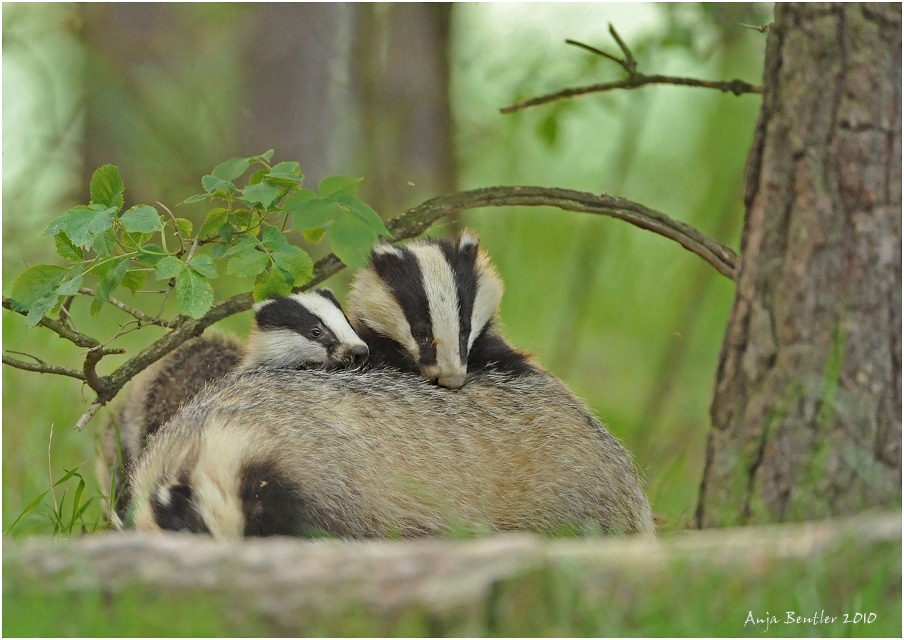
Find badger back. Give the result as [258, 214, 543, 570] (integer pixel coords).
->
[129, 368, 655, 539]
[348, 231, 528, 388]
[242, 289, 368, 370]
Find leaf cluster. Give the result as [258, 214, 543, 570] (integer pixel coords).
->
[10, 151, 390, 325]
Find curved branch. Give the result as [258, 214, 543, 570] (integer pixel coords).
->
[5, 186, 738, 430]
[501, 75, 762, 114]
[77, 288, 175, 328]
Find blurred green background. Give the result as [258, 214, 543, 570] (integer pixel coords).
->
[2, 3, 770, 535]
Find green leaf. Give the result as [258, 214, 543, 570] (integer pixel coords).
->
[261, 226, 290, 251]
[266, 161, 303, 183]
[174, 218, 193, 238]
[89, 165, 125, 211]
[53, 464, 83, 487]
[54, 233, 83, 263]
[537, 112, 559, 147]
[9, 265, 67, 313]
[211, 157, 251, 181]
[271, 246, 313, 286]
[285, 193, 340, 230]
[223, 236, 259, 256]
[69, 475, 86, 535]
[43, 204, 117, 248]
[319, 175, 363, 199]
[198, 208, 229, 239]
[188, 254, 218, 279]
[241, 182, 281, 208]
[210, 244, 228, 258]
[121, 269, 148, 294]
[94, 257, 131, 312]
[175, 269, 214, 319]
[336, 195, 390, 236]
[91, 227, 118, 258]
[201, 175, 236, 194]
[329, 210, 378, 269]
[251, 149, 275, 163]
[229, 209, 253, 230]
[253, 267, 293, 302]
[120, 205, 163, 234]
[56, 269, 83, 297]
[183, 193, 209, 204]
[154, 256, 185, 281]
[303, 228, 326, 243]
[137, 244, 167, 266]
[247, 169, 268, 186]
[227, 247, 270, 278]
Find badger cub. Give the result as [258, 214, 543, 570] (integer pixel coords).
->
[99, 288, 368, 526]
[241, 290, 369, 371]
[347, 230, 533, 388]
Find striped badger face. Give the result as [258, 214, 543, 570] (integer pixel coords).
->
[243, 289, 369, 370]
[348, 231, 504, 389]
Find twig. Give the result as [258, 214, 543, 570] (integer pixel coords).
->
[78, 288, 175, 328]
[501, 24, 762, 114]
[2, 355, 86, 380]
[48, 423, 59, 516]
[157, 201, 185, 254]
[740, 22, 771, 33]
[2, 298, 100, 348]
[73, 402, 104, 432]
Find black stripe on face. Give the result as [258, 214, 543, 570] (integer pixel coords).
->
[255, 296, 339, 355]
[152, 482, 209, 534]
[370, 248, 437, 366]
[439, 239, 478, 365]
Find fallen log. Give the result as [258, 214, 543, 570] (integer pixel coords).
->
[4, 512, 900, 636]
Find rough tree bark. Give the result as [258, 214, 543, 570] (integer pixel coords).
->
[697, 4, 902, 527]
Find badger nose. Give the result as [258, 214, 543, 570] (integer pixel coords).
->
[437, 374, 466, 390]
[350, 344, 369, 365]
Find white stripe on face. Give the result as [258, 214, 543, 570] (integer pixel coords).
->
[289, 292, 367, 353]
[244, 328, 329, 369]
[408, 242, 467, 386]
[468, 252, 504, 350]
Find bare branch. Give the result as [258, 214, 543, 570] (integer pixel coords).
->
[501, 74, 762, 114]
[2, 355, 86, 380]
[73, 402, 104, 432]
[741, 22, 772, 33]
[501, 24, 762, 114]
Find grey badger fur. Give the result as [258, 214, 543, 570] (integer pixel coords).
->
[347, 230, 535, 389]
[99, 290, 369, 526]
[129, 368, 656, 538]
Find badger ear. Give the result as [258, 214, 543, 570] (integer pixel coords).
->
[457, 229, 480, 251]
[370, 242, 403, 260]
[252, 299, 273, 313]
[313, 288, 342, 311]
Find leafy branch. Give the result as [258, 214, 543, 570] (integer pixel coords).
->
[500, 24, 763, 114]
[4, 157, 738, 432]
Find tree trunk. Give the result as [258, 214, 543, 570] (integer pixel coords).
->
[697, 3, 902, 527]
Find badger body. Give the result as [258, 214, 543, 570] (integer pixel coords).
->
[129, 368, 655, 539]
[348, 231, 534, 389]
[99, 290, 369, 526]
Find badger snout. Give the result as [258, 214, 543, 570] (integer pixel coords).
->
[421, 364, 466, 389]
[437, 374, 466, 389]
[350, 343, 369, 366]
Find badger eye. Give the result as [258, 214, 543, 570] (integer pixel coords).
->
[310, 327, 323, 338]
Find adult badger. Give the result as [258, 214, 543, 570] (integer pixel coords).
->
[347, 230, 533, 389]
[98, 290, 369, 527]
[128, 368, 656, 538]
